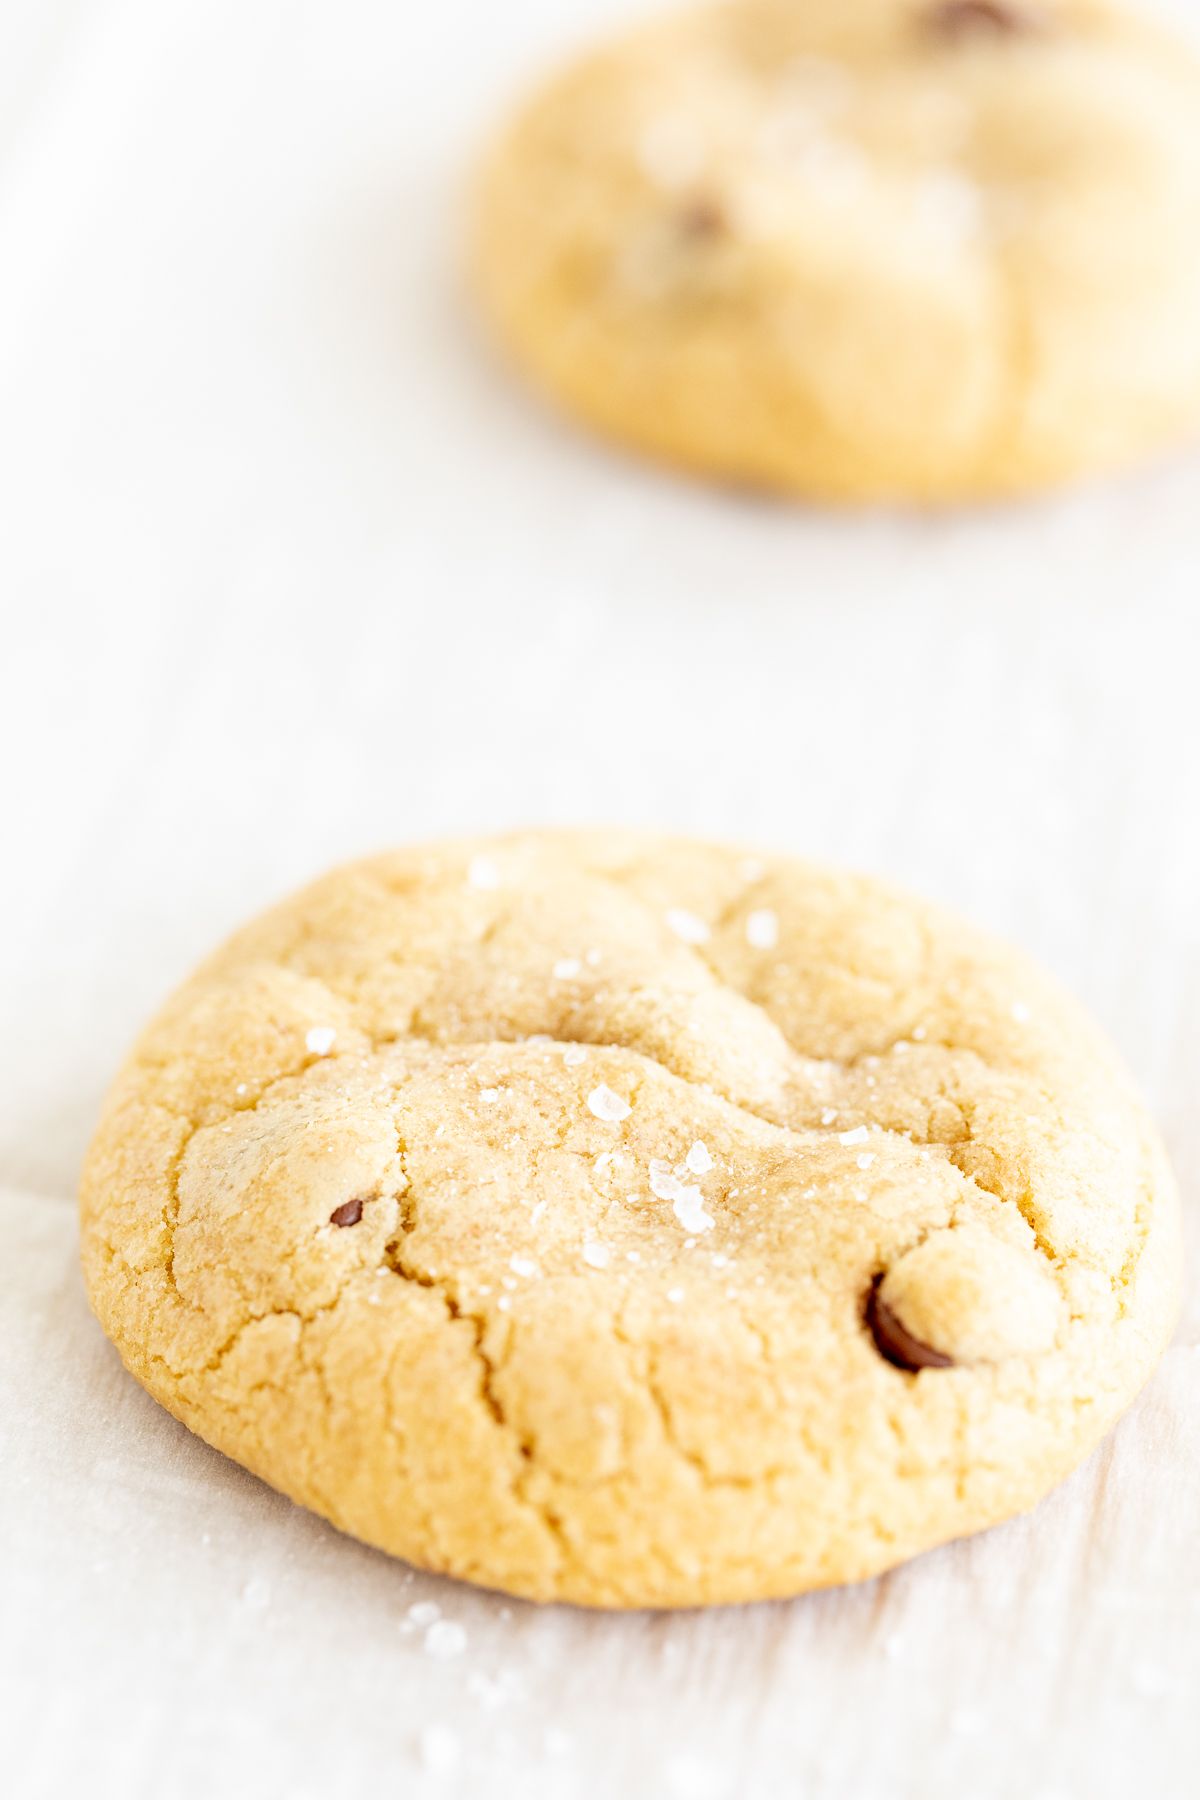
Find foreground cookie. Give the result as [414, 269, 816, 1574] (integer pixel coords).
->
[81, 834, 1179, 1606]
[472, 0, 1200, 502]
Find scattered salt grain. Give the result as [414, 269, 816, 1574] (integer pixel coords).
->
[240, 1578, 271, 1611]
[745, 908, 779, 950]
[667, 1287, 685, 1304]
[821, 1108, 838, 1126]
[582, 1241, 610, 1270]
[479, 1087, 501, 1105]
[666, 907, 712, 946]
[509, 1255, 536, 1278]
[424, 1620, 467, 1660]
[1011, 1000, 1031, 1024]
[563, 1045, 588, 1068]
[838, 1125, 870, 1146]
[406, 1601, 440, 1628]
[305, 1026, 336, 1057]
[466, 1672, 508, 1710]
[588, 1084, 631, 1122]
[686, 1140, 713, 1175]
[856, 1153, 876, 1171]
[553, 958, 582, 980]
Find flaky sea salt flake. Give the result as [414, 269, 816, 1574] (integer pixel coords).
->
[467, 855, 500, 890]
[424, 1620, 467, 1660]
[588, 1084, 631, 1122]
[673, 1186, 714, 1234]
[665, 907, 711, 946]
[745, 907, 779, 950]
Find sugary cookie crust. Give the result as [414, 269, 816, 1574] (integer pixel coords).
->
[80, 833, 1179, 1606]
[471, 0, 1200, 502]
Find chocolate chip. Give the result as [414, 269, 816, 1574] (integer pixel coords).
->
[925, 1, 1044, 39]
[866, 1279, 955, 1371]
[678, 196, 727, 241]
[329, 1198, 364, 1228]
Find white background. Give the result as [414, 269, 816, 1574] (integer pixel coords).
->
[2, 3, 1198, 1796]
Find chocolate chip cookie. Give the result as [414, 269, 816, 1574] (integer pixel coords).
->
[80, 833, 1180, 1604]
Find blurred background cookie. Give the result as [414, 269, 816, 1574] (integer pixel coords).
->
[473, 0, 1200, 502]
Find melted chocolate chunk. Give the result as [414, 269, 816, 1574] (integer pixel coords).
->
[867, 1280, 955, 1371]
[926, 0, 1043, 39]
[678, 196, 727, 241]
[329, 1198, 364, 1228]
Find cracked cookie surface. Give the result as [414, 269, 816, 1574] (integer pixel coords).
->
[472, 0, 1200, 502]
[80, 832, 1180, 1606]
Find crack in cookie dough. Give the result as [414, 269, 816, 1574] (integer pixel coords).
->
[80, 832, 1180, 1607]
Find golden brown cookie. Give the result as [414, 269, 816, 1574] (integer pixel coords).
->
[471, 1, 1200, 502]
[81, 833, 1180, 1606]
